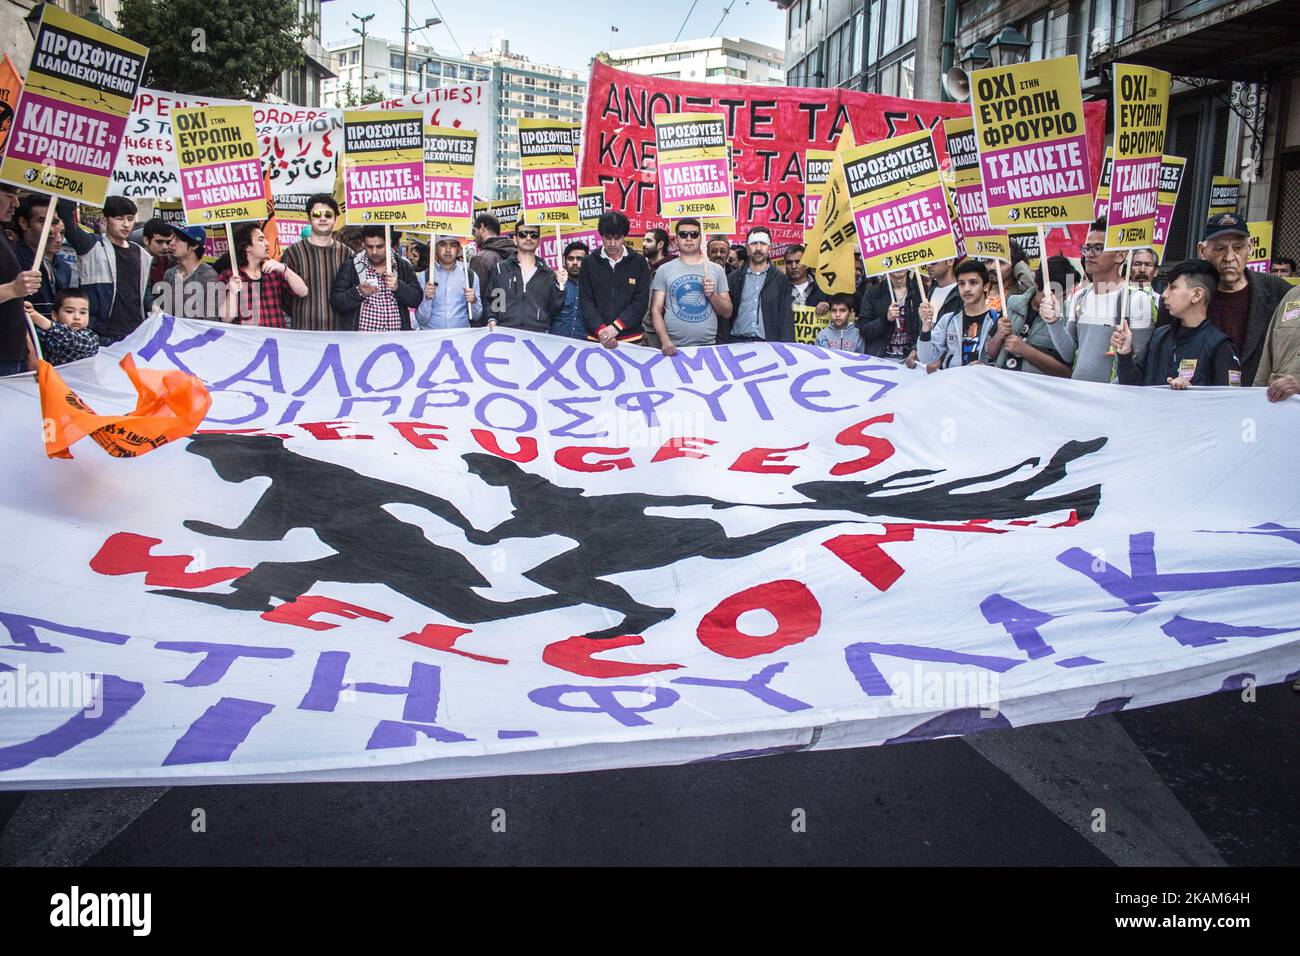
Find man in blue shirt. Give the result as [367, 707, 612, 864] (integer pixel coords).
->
[550, 241, 589, 339]
[415, 236, 481, 330]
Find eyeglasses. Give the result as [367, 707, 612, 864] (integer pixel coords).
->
[676, 230, 700, 239]
[516, 229, 540, 239]
[1081, 243, 1106, 254]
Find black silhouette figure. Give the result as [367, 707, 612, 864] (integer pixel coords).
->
[154, 434, 571, 623]
[462, 453, 839, 639]
[766, 437, 1107, 521]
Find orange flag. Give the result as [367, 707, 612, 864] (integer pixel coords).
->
[0, 53, 22, 154]
[39, 354, 211, 459]
[261, 168, 283, 261]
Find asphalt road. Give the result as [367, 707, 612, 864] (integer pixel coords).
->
[1, 682, 1295, 866]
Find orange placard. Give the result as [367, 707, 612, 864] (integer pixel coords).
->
[39, 354, 211, 459]
[0, 53, 22, 154]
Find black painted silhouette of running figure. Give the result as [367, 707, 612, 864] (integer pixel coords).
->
[766, 437, 1107, 521]
[461, 453, 839, 639]
[154, 434, 571, 623]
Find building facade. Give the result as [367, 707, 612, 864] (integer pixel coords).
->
[778, 0, 1298, 265]
[467, 40, 586, 201]
[322, 38, 490, 107]
[273, 0, 333, 107]
[607, 37, 785, 86]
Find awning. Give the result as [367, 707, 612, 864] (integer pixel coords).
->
[1093, 0, 1300, 82]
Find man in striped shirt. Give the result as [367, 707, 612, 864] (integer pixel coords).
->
[280, 194, 353, 331]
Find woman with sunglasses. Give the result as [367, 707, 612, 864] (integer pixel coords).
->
[281, 193, 354, 331]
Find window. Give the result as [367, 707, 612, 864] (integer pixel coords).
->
[880, 61, 898, 96]
[1022, 10, 1050, 62]
[868, 0, 881, 63]
[477, 69, 490, 81]
[899, 55, 914, 98]
[902, 0, 918, 43]
[390, 53, 404, 70]
[882, 0, 900, 53]
[460, 65, 473, 79]
[852, 11, 865, 76]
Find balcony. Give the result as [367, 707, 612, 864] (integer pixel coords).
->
[1095, 0, 1300, 81]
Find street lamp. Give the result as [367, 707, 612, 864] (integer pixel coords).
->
[960, 41, 992, 73]
[988, 25, 1031, 67]
[403, 15, 443, 95]
[25, 2, 46, 38]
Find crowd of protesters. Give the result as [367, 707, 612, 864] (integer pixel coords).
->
[1, 183, 1298, 400]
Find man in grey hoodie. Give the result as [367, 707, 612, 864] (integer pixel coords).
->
[468, 212, 517, 294]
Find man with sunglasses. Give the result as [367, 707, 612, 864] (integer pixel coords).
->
[282, 193, 353, 331]
[647, 218, 732, 354]
[1042, 217, 1155, 383]
[480, 218, 566, 332]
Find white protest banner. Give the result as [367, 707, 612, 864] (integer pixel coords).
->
[111, 84, 492, 200]
[0, 321, 1297, 787]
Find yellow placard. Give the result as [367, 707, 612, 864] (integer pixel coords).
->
[1008, 226, 1042, 270]
[793, 305, 819, 345]
[519, 118, 579, 226]
[943, 116, 1010, 262]
[342, 110, 424, 226]
[655, 112, 733, 220]
[422, 125, 477, 236]
[842, 128, 958, 277]
[172, 105, 268, 226]
[802, 126, 857, 292]
[1105, 64, 1170, 250]
[0, 5, 148, 205]
[1093, 146, 1114, 221]
[802, 148, 836, 245]
[1151, 155, 1186, 263]
[1208, 176, 1241, 218]
[969, 55, 1092, 226]
[1247, 221, 1273, 273]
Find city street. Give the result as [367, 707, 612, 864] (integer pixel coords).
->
[3, 682, 1294, 867]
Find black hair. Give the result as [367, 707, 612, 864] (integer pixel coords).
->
[409, 241, 429, 274]
[649, 227, 670, 247]
[306, 193, 339, 216]
[955, 259, 990, 284]
[232, 222, 264, 268]
[730, 243, 748, 262]
[597, 210, 630, 239]
[1166, 258, 1219, 306]
[360, 224, 386, 242]
[103, 196, 137, 219]
[1040, 255, 1082, 299]
[828, 292, 855, 311]
[562, 241, 588, 258]
[1008, 239, 1027, 266]
[673, 218, 702, 235]
[53, 287, 89, 311]
[473, 212, 501, 235]
[142, 217, 174, 240]
[1089, 216, 1107, 234]
[15, 193, 51, 227]
[785, 243, 806, 256]
[1274, 257, 1297, 271]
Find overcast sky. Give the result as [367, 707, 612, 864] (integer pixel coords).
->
[321, 0, 788, 73]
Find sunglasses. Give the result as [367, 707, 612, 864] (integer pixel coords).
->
[676, 230, 700, 239]
[310, 211, 335, 219]
[516, 229, 541, 239]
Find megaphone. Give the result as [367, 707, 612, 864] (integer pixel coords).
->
[944, 67, 971, 103]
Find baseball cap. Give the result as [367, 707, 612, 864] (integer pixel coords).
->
[1202, 213, 1249, 242]
[175, 224, 207, 249]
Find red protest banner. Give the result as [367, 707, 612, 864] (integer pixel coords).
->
[581, 61, 1106, 257]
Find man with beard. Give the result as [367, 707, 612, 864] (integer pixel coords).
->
[723, 227, 794, 343]
[468, 212, 517, 293]
[330, 225, 421, 331]
[784, 243, 828, 313]
[550, 241, 589, 339]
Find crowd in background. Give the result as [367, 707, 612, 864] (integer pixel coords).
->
[1, 184, 1298, 401]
